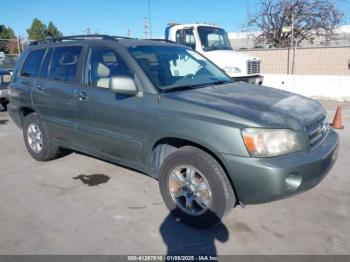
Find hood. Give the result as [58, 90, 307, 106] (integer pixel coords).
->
[163, 82, 326, 130]
[203, 50, 259, 66]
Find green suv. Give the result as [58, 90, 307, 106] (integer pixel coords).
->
[8, 35, 338, 228]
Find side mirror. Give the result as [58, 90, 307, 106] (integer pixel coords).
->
[110, 76, 137, 95]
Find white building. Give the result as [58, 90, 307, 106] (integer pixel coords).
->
[228, 25, 350, 49]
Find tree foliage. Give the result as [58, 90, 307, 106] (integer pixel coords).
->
[0, 24, 16, 53]
[27, 18, 47, 40]
[46, 22, 63, 38]
[247, 0, 343, 47]
[27, 19, 62, 40]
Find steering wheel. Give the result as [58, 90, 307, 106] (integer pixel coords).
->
[210, 41, 220, 47]
[173, 73, 196, 85]
[183, 74, 195, 79]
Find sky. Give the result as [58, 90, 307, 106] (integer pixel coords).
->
[1, 0, 350, 38]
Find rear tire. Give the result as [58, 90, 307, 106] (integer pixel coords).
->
[159, 146, 236, 228]
[23, 113, 60, 161]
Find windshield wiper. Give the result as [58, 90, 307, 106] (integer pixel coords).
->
[206, 80, 233, 85]
[205, 47, 232, 51]
[161, 80, 233, 93]
[161, 84, 203, 93]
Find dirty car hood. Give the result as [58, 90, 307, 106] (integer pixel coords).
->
[164, 82, 326, 129]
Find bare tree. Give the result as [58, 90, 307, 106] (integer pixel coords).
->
[247, 0, 343, 48]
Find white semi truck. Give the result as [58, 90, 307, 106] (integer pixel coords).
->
[165, 23, 263, 84]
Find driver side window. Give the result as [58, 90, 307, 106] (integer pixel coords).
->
[85, 47, 132, 89]
[176, 29, 196, 49]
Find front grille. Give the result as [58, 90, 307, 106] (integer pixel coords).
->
[306, 116, 329, 149]
[247, 60, 261, 75]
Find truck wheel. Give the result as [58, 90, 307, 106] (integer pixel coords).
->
[159, 146, 236, 228]
[23, 113, 59, 161]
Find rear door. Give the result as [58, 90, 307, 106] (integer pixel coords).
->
[74, 45, 143, 166]
[32, 45, 83, 145]
[16, 48, 46, 110]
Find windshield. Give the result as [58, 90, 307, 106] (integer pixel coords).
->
[197, 26, 232, 51]
[128, 45, 232, 92]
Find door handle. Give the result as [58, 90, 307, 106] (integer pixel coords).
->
[21, 80, 33, 87]
[77, 92, 89, 101]
[36, 84, 45, 91]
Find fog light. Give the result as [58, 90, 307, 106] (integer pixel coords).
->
[285, 173, 302, 192]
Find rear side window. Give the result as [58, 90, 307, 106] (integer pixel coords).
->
[39, 48, 54, 78]
[48, 46, 82, 83]
[20, 49, 46, 77]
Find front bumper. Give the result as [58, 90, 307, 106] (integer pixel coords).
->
[0, 88, 8, 100]
[221, 129, 339, 204]
[232, 75, 264, 85]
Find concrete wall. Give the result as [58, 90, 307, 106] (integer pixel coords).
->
[263, 74, 350, 102]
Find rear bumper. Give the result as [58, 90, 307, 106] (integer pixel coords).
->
[221, 129, 339, 204]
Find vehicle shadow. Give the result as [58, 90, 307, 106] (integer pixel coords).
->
[54, 147, 74, 160]
[0, 119, 9, 125]
[159, 211, 229, 256]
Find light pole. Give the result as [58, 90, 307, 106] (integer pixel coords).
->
[148, 0, 152, 38]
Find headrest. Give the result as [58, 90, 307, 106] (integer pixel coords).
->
[103, 52, 117, 64]
[95, 63, 110, 78]
[59, 53, 78, 65]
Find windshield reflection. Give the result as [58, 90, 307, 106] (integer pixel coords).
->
[197, 26, 232, 51]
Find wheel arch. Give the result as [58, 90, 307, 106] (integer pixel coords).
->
[151, 136, 239, 203]
[18, 106, 36, 128]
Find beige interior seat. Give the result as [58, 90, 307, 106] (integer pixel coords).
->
[94, 62, 110, 88]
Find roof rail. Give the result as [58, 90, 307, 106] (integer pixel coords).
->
[29, 34, 134, 46]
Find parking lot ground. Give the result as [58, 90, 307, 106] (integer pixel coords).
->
[0, 100, 349, 255]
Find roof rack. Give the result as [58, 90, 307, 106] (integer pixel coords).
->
[29, 34, 134, 46]
[144, 38, 177, 43]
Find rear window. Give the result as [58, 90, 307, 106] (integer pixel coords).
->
[20, 49, 46, 77]
[48, 46, 82, 83]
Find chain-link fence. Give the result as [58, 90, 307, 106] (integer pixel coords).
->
[0, 53, 18, 71]
[237, 46, 350, 76]
[0, 38, 23, 71]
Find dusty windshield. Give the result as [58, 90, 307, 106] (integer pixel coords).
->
[197, 26, 232, 51]
[128, 45, 232, 92]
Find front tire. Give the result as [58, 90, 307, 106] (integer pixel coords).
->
[159, 146, 236, 228]
[0, 101, 8, 111]
[23, 113, 60, 161]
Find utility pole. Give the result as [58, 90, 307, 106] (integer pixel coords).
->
[127, 29, 131, 38]
[148, 0, 152, 38]
[144, 17, 149, 39]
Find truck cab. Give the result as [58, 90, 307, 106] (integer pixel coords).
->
[165, 23, 263, 84]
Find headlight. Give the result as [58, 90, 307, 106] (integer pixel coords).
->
[241, 128, 302, 157]
[224, 66, 241, 74]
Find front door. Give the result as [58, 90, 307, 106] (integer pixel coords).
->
[74, 46, 143, 166]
